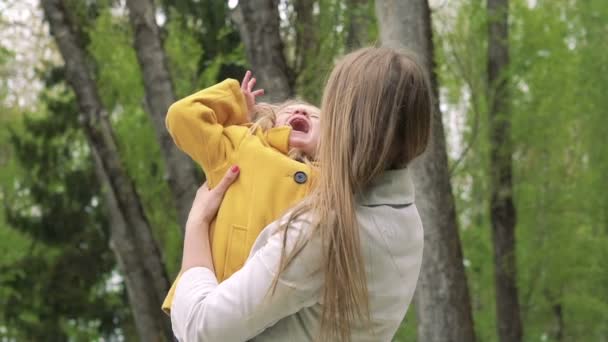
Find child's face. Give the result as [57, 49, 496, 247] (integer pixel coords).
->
[275, 104, 320, 158]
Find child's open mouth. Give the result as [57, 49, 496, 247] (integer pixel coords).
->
[288, 116, 310, 134]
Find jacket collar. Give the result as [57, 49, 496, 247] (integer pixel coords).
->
[265, 126, 291, 155]
[358, 168, 415, 206]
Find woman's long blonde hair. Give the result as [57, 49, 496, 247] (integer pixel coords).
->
[273, 47, 432, 341]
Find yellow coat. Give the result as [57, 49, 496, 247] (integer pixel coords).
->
[161, 79, 314, 313]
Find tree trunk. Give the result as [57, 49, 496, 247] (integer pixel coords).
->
[125, 0, 199, 229]
[375, 1, 477, 341]
[231, 0, 293, 102]
[487, 0, 523, 341]
[91, 144, 172, 342]
[293, 0, 316, 75]
[346, 0, 373, 49]
[42, 1, 172, 340]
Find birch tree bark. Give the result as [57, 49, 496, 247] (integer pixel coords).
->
[487, 0, 523, 341]
[375, 1, 476, 341]
[231, 0, 293, 102]
[42, 1, 171, 340]
[125, 0, 199, 229]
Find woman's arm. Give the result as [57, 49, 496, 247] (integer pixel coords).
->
[162, 165, 242, 314]
[172, 222, 322, 341]
[171, 169, 322, 341]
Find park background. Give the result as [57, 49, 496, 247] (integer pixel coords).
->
[0, 0, 606, 341]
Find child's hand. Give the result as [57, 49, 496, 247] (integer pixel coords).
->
[241, 70, 265, 117]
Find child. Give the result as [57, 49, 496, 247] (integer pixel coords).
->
[162, 71, 320, 313]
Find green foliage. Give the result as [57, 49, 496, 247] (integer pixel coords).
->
[164, 7, 205, 98]
[509, 1, 608, 339]
[435, 0, 608, 340]
[0, 44, 13, 102]
[161, 0, 241, 64]
[0, 73, 130, 340]
[288, 0, 379, 105]
[0, 121, 34, 341]
[87, 10, 143, 110]
[162, 0, 247, 89]
[394, 306, 418, 341]
[0, 40, 31, 341]
[294, 0, 350, 104]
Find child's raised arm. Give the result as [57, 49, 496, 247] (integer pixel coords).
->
[165, 78, 259, 174]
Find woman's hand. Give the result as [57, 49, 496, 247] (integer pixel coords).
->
[187, 166, 241, 228]
[181, 166, 240, 273]
[241, 70, 265, 117]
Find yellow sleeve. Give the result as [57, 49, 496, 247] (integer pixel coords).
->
[165, 79, 249, 174]
[162, 275, 180, 315]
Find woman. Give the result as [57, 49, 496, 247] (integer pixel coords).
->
[171, 47, 432, 341]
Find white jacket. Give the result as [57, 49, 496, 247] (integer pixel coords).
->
[171, 168, 424, 341]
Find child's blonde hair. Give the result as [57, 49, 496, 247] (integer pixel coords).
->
[249, 99, 317, 162]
